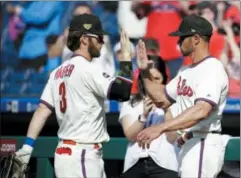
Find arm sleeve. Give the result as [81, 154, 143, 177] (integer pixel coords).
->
[20, 2, 58, 25]
[194, 66, 228, 107]
[40, 77, 54, 111]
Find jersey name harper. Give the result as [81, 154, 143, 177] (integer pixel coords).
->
[54, 64, 75, 79]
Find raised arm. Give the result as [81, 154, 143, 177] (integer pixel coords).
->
[136, 40, 175, 108]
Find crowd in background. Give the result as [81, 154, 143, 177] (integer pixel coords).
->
[1, 1, 240, 98]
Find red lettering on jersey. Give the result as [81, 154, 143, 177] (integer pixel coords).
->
[54, 65, 75, 80]
[177, 76, 193, 97]
[63, 66, 68, 77]
[68, 65, 75, 77]
[55, 67, 62, 80]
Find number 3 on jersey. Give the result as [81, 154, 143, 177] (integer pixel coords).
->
[59, 82, 67, 113]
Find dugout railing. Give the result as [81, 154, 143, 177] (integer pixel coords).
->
[0, 136, 240, 178]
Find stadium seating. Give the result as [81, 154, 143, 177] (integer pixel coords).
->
[1, 2, 119, 97]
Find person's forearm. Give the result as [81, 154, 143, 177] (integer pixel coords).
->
[161, 104, 208, 132]
[126, 120, 145, 141]
[217, 10, 224, 27]
[26, 104, 52, 139]
[164, 108, 177, 143]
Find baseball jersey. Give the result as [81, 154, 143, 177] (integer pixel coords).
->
[119, 101, 179, 173]
[165, 56, 229, 132]
[40, 56, 116, 143]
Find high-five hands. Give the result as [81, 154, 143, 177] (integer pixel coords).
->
[136, 40, 153, 70]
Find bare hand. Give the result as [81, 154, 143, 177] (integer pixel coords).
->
[136, 124, 164, 149]
[136, 40, 153, 70]
[120, 29, 132, 61]
[216, 2, 226, 12]
[143, 97, 154, 118]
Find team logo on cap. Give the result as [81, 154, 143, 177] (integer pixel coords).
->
[83, 24, 92, 30]
[191, 29, 196, 32]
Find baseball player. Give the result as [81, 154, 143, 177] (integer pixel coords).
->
[14, 14, 133, 178]
[136, 15, 229, 178]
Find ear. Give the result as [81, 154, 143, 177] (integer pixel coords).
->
[80, 35, 88, 46]
[193, 35, 200, 46]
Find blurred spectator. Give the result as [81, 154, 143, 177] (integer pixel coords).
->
[6, 2, 64, 71]
[219, 20, 240, 98]
[186, 1, 198, 16]
[216, 1, 240, 28]
[132, 1, 190, 79]
[7, 15, 25, 51]
[197, 2, 226, 59]
[62, 4, 116, 76]
[117, 1, 147, 39]
[73, 3, 92, 15]
[44, 34, 65, 74]
[99, 1, 118, 13]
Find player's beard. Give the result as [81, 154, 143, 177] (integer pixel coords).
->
[181, 48, 193, 56]
[180, 45, 194, 57]
[88, 38, 101, 58]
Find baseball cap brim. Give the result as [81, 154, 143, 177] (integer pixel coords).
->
[169, 31, 194, 37]
[95, 30, 108, 35]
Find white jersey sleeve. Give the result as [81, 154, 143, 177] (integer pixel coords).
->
[40, 74, 54, 111]
[169, 103, 180, 118]
[165, 75, 179, 103]
[82, 67, 115, 98]
[194, 62, 228, 106]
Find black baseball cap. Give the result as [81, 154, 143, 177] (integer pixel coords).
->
[69, 14, 108, 35]
[169, 15, 213, 37]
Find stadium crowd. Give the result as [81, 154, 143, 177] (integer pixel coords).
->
[1, 1, 240, 98]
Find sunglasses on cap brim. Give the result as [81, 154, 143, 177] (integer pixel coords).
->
[85, 33, 104, 44]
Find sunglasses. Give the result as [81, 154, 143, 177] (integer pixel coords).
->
[85, 33, 104, 44]
[178, 35, 194, 45]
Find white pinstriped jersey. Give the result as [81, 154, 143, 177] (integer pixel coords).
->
[165, 57, 229, 132]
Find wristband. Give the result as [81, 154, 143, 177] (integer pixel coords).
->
[138, 114, 147, 123]
[24, 137, 36, 147]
